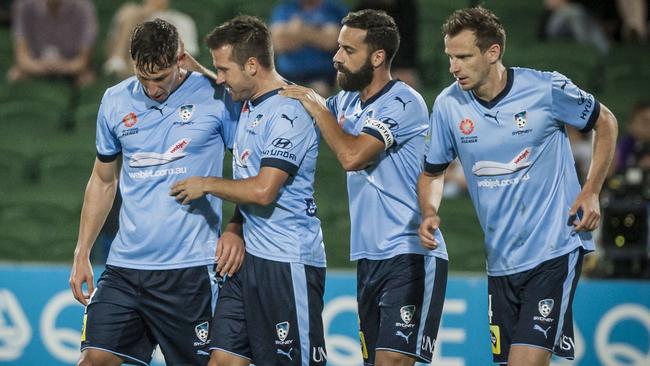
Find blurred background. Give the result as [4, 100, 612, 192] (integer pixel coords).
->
[1, 0, 648, 276]
[0, 1, 649, 365]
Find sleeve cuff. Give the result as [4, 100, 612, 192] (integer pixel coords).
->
[424, 161, 450, 174]
[580, 99, 600, 133]
[361, 126, 395, 149]
[97, 152, 121, 162]
[261, 157, 299, 176]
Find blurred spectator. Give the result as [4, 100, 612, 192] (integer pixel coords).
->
[8, 0, 97, 86]
[355, 0, 421, 88]
[270, 0, 347, 97]
[0, 0, 12, 27]
[616, 0, 648, 41]
[539, 0, 610, 55]
[103, 0, 198, 79]
[614, 101, 650, 173]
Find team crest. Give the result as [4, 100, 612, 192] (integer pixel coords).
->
[252, 114, 263, 128]
[514, 111, 527, 129]
[276, 321, 290, 342]
[179, 104, 195, 122]
[538, 299, 554, 318]
[122, 112, 138, 128]
[459, 118, 474, 135]
[400, 305, 416, 324]
[195, 321, 209, 342]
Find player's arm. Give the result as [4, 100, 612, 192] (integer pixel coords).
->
[170, 166, 289, 206]
[280, 85, 384, 171]
[570, 103, 618, 231]
[417, 170, 445, 249]
[216, 206, 245, 276]
[70, 157, 120, 305]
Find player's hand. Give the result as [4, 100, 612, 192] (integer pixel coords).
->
[69, 254, 94, 306]
[279, 85, 328, 118]
[216, 223, 245, 276]
[170, 177, 207, 204]
[419, 215, 441, 249]
[569, 190, 600, 231]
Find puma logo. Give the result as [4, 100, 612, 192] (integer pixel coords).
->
[277, 348, 293, 360]
[281, 114, 298, 127]
[396, 331, 413, 343]
[395, 96, 412, 110]
[561, 80, 569, 90]
[534, 324, 552, 339]
[483, 110, 500, 124]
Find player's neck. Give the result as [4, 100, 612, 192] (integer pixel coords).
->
[360, 71, 392, 102]
[250, 70, 288, 101]
[473, 64, 507, 103]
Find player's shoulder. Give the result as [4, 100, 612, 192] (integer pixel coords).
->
[511, 66, 557, 85]
[385, 81, 427, 108]
[434, 80, 464, 106]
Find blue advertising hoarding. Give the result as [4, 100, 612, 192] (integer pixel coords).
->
[0, 265, 648, 365]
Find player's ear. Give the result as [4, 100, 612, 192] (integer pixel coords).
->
[486, 43, 501, 64]
[245, 57, 257, 76]
[371, 49, 385, 68]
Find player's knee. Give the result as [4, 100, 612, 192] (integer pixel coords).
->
[374, 351, 416, 366]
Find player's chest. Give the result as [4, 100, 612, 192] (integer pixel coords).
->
[449, 104, 552, 155]
[338, 104, 373, 136]
[114, 103, 217, 150]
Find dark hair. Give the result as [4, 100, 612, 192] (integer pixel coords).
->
[206, 15, 274, 69]
[130, 18, 179, 74]
[442, 6, 506, 59]
[342, 9, 400, 67]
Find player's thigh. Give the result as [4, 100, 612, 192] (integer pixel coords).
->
[245, 254, 326, 366]
[514, 248, 584, 358]
[81, 266, 156, 365]
[139, 265, 217, 365]
[508, 344, 552, 366]
[77, 348, 123, 366]
[361, 254, 447, 365]
[208, 349, 250, 366]
[210, 269, 252, 362]
[374, 350, 416, 366]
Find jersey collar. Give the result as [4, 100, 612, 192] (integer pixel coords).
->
[360, 79, 399, 109]
[471, 68, 514, 109]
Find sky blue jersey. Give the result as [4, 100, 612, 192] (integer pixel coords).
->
[327, 80, 448, 261]
[232, 89, 325, 267]
[96, 72, 239, 270]
[425, 68, 599, 276]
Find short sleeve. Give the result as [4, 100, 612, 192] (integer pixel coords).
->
[361, 92, 428, 150]
[95, 94, 121, 162]
[260, 104, 315, 176]
[424, 99, 456, 173]
[550, 71, 600, 133]
[218, 87, 241, 149]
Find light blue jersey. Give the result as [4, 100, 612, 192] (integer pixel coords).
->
[96, 72, 239, 270]
[425, 68, 599, 276]
[232, 89, 325, 267]
[327, 80, 448, 261]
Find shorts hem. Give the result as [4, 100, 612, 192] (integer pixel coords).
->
[208, 347, 252, 362]
[80, 346, 149, 366]
[375, 347, 431, 363]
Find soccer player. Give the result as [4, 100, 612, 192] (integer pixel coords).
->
[281, 9, 448, 366]
[169, 16, 327, 366]
[69, 19, 242, 366]
[419, 7, 618, 366]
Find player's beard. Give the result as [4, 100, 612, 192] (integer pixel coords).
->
[335, 57, 374, 91]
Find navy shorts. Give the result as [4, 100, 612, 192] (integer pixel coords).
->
[488, 248, 585, 364]
[210, 252, 326, 366]
[81, 265, 218, 366]
[357, 254, 448, 365]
